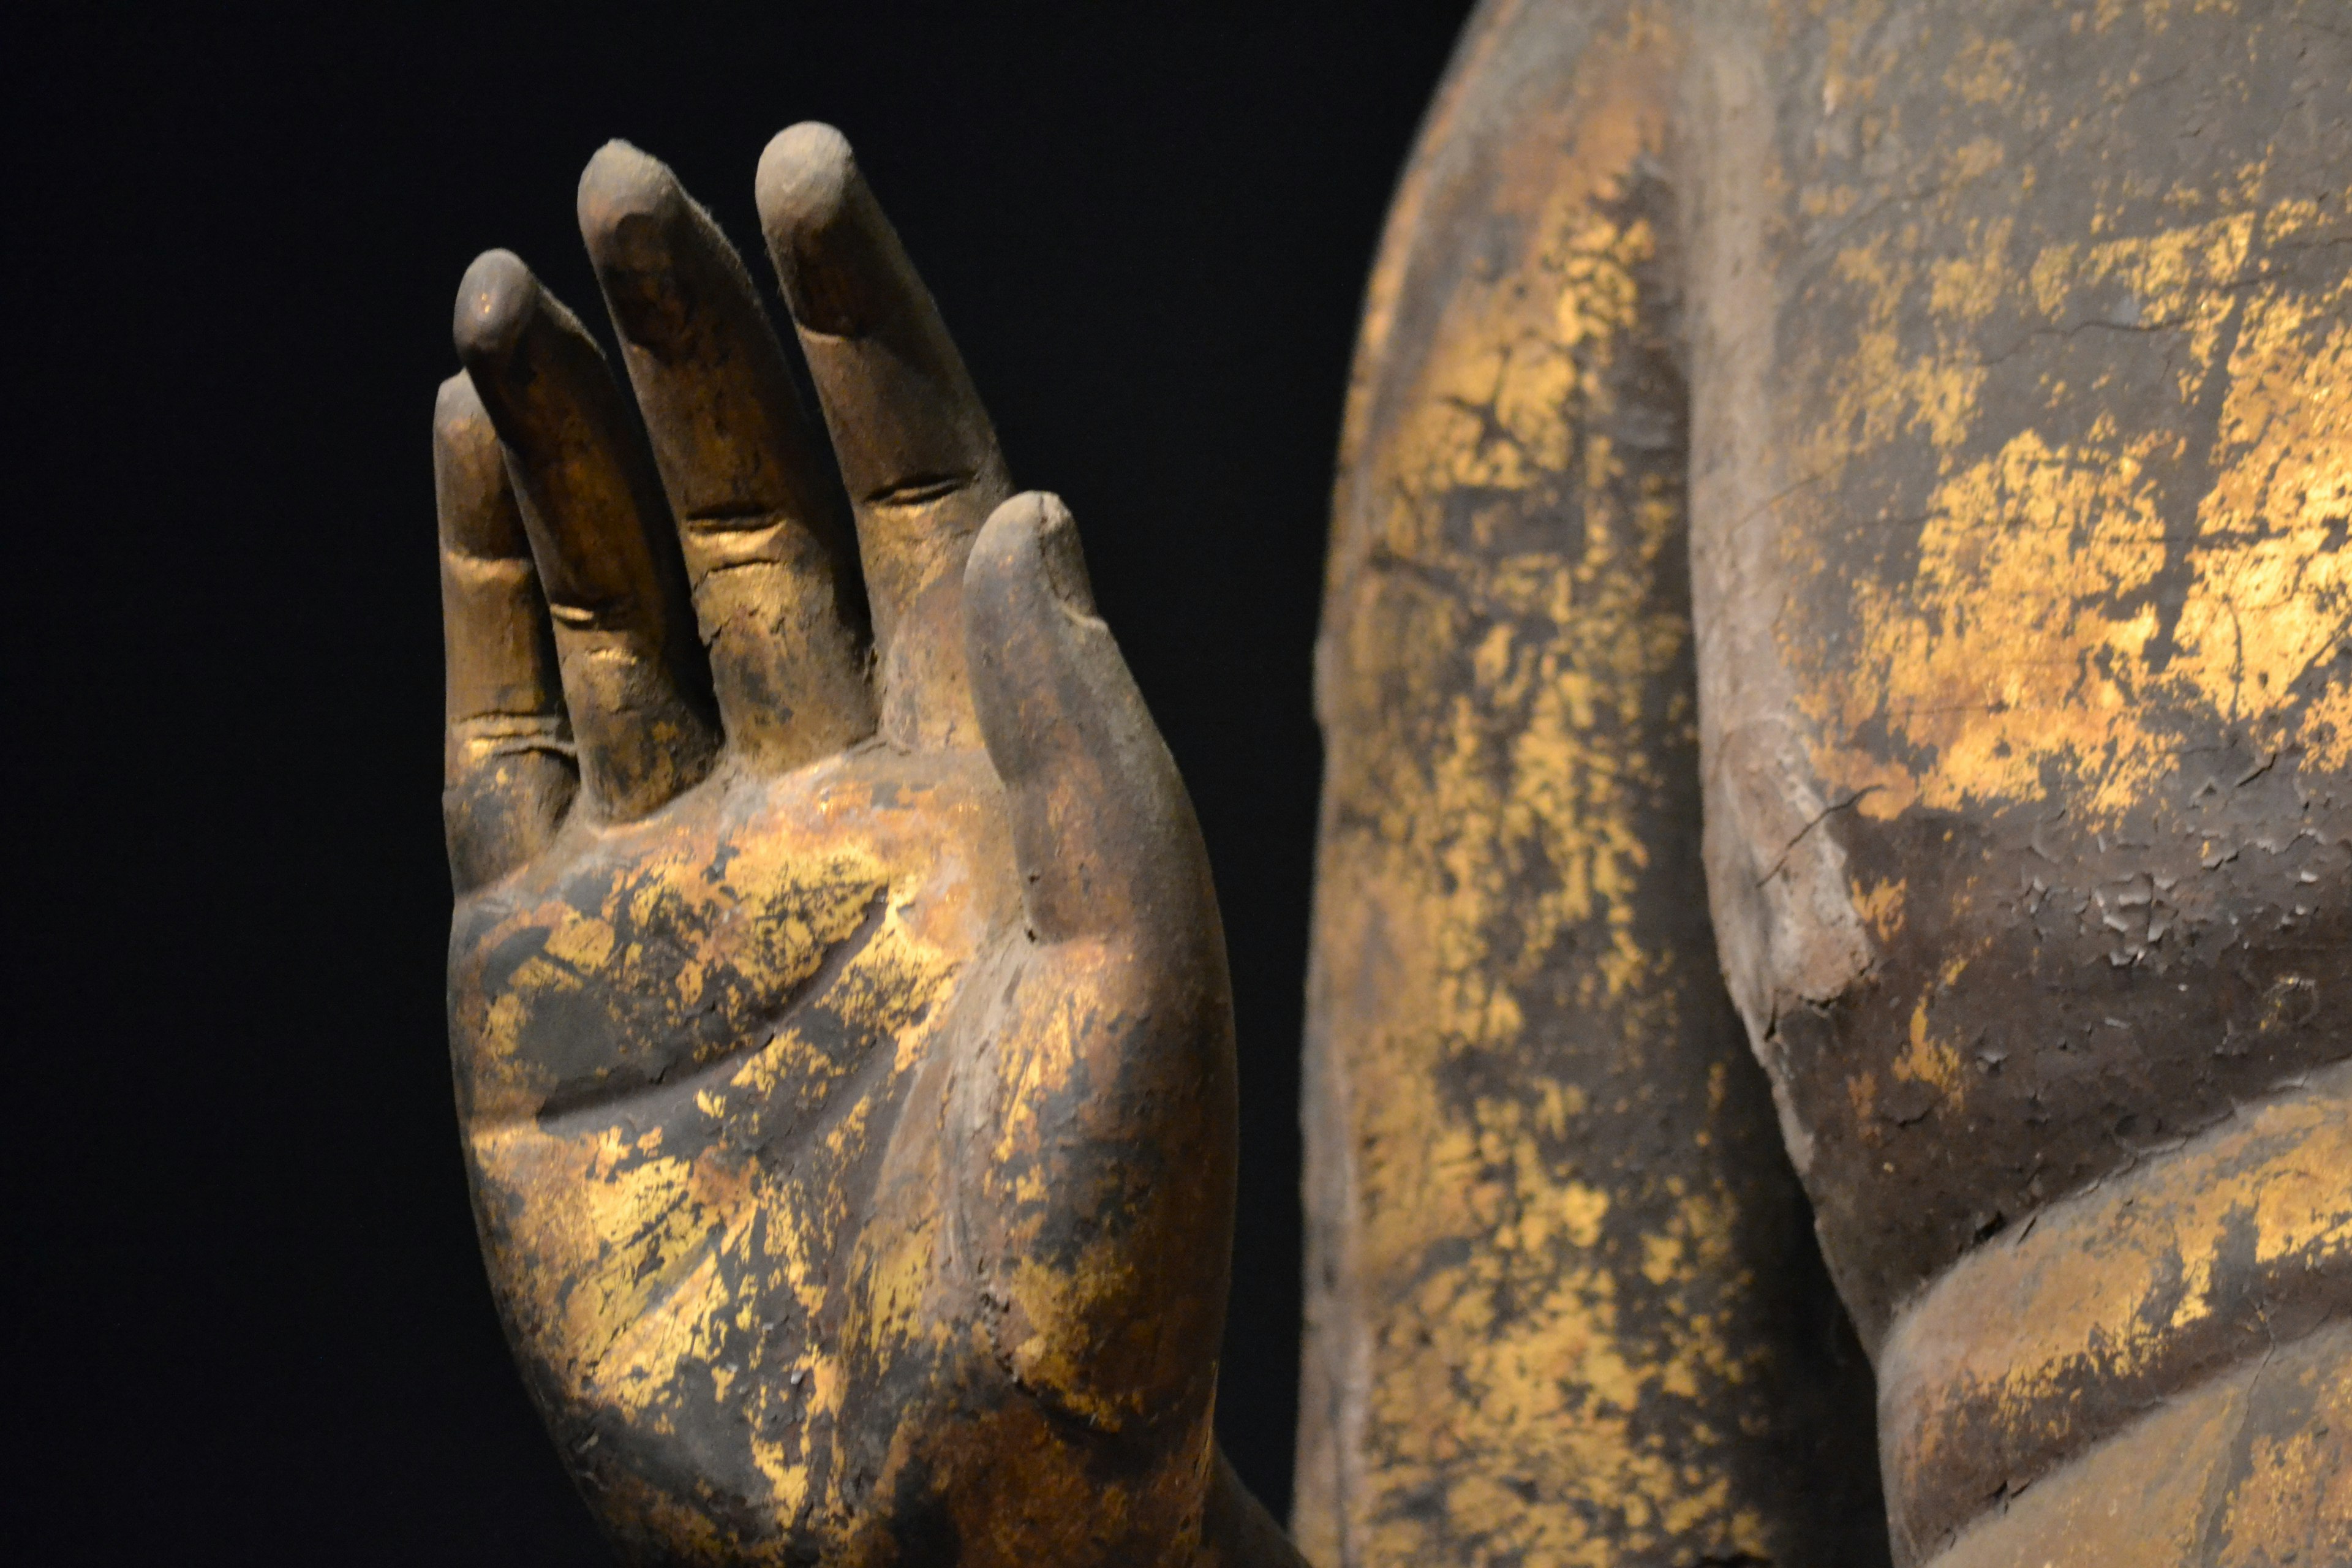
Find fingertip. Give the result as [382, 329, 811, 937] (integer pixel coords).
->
[577, 140, 687, 262]
[453, 247, 540, 369]
[432, 369, 497, 477]
[434, 368, 488, 437]
[433, 371, 524, 557]
[965, 489, 1189, 944]
[755, 121, 858, 238]
[452, 253, 614, 443]
[756, 122, 884, 334]
[971, 491, 1097, 619]
[965, 489, 1040, 584]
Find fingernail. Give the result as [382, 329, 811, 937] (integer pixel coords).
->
[578, 140, 689, 268]
[755, 121, 893, 335]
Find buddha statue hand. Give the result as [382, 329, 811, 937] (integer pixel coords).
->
[435, 124, 1292, 1567]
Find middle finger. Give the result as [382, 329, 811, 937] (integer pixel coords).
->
[578, 142, 875, 773]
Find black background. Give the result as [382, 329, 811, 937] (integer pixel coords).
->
[18, 3, 1474, 1561]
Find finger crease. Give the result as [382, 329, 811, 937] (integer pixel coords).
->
[867, 473, 976, 508]
[683, 503, 790, 532]
[549, 598, 639, 631]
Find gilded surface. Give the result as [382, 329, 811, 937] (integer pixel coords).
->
[1922, 1320, 2351, 1568]
[1879, 1063, 2352, 1560]
[438, 127, 1296, 1566]
[1298, 6, 1882, 1564]
[429, 6, 2352, 1562]
[453, 750, 1003, 1534]
[1683, 0, 2352, 1562]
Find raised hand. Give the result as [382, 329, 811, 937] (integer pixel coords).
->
[437, 126, 1293, 1567]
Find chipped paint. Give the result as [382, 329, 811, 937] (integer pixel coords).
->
[451, 752, 1004, 1553]
[1879, 1063, 2352, 1561]
[449, 737, 1252, 1564]
[1299, 7, 1883, 1564]
[1687, 1, 2352, 1563]
[1799, 206, 2352, 826]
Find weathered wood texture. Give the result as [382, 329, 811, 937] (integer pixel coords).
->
[1310, 1, 2351, 1564]
[1684, 2, 2352, 1563]
[1297, 5, 1886, 1564]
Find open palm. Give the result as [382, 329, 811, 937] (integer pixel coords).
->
[435, 126, 1288, 1567]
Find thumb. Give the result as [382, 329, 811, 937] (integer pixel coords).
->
[962, 491, 1211, 951]
[959, 496, 1238, 1439]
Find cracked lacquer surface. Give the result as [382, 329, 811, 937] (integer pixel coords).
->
[1733, 0, 2352, 1333]
[1683, 1, 2352, 1563]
